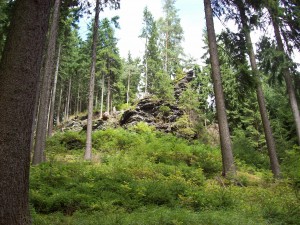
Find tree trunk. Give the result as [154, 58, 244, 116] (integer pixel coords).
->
[66, 77, 72, 121]
[85, 0, 100, 160]
[32, 0, 61, 165]
[107, 76, 111, 114]
[237, 2, 280, 178]
[56, 86, 63, 126]
[145, 37, 148, 95]
[100, 74, 105, 118]
[0, 0, 51, 224]
[30, 74, 43, 153]
[48, 43, 61, 136]
[204, 0, 235, 177]
[127, 70, 131, 104]
[76, 82, 80, 116]
[270, 14, 300, 146]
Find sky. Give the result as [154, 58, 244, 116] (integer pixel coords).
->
[79, 0, 300, 65]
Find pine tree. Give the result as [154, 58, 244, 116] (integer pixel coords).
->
[0, 0, 51, 223]
[204, 0, 236, 177]
[158, 0, 184, 77]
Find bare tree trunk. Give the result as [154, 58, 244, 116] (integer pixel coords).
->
[56, 86, 63, 126]
[85, 0, 100, 160]
[76, 82, 80, 116]
[270, 14, 300, 146]
[48, 42, 61, 136]
[66, 77, 72, 121]
[204, 0, 236, 177]
[95, 91, 98, 110]
[237, 1, 280, 178]
[145, 37, 148, 95]
[32, 0, 61, 165]
[30, 73, 43, 153]
[107, 76, 111, 114]
[127, 70, 131, 104]
[100, 74, 105, 118]
[0, 0, 51, 223]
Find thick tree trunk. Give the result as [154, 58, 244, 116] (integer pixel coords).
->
[271, 14, 300, 145]
[85, 0, 100, 160]
[204, 0, 235, 177]
[0, 0, 51, 224]
[237, 2, 280, 178]
[32, 0, 61, 165]
[48, 43, 61, 136]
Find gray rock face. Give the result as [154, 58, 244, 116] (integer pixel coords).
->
[60, 70, 196, 136]
[174, 70, 194, 100]
[120, 97, 184, 133]
[120, 70, 195, 133]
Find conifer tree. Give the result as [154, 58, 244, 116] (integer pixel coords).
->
[158, 0, 184, 77]
[0, 0, 51, 223]
[204, 0, 236, 177]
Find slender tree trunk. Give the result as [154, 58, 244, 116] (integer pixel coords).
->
[32, 0, 61, 165]
[145, 37, 148, 95]
[76, 82, 80, 116]
[85, 0, 100, 160]
[127, 70, 131, 104]
[204, 0, 235, 177]
[95, 91, 98, 110]
[56, 86, 63, 126]
[48, 43, 61, 136]
[100, 74, 105, 118]
[270, 14, 300, 145]
[63, 98, 67, 122]
[237, 2, 280, 178]
[66, 77, 72, 121]
[0, 1, 51, 223]
[107, 76, 111, 114]
[30, 73, 43, 153]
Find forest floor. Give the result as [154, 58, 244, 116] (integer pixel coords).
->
[30, 125, 300, 225]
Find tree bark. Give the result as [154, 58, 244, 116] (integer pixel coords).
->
[127, 70, 131, 104]
[270, 14, 300, 146]
[107, 76, 111, 114]
[204, 0, 235, 177]
[66, 77, 72, 121]
[0, 0, 51, 224]
[56, 86, 63, 126]
[237, 2, 280, 178]
[85, 0, 100, 160]
[32, 0, 61, 165]
[100, 74, 105, 118]
[48, 43, 61, 136]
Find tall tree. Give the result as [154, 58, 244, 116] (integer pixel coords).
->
[235, 0, 280, 177]
[267, 1, 300, 145]
[158, 0, 184, 77]
[0, 0, 51, 223]
[140, 7, 154, 95]
[213, 0, 281, 178]
[32, 0, 61, 165]
[84, 0, 100, 160]
[204, 0, 236, 177]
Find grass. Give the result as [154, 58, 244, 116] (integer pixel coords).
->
[30, 124, 300, 224]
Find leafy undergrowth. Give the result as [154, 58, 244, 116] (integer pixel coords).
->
[30, 123, 300, 225]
